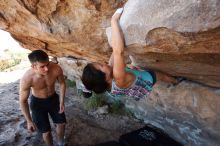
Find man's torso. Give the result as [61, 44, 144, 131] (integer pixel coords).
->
[26, 63, 60, 98]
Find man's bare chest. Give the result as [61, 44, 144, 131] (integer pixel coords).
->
[32, 76, 57, 89]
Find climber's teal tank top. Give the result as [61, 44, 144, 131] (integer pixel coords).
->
[111, 67, 156, 101]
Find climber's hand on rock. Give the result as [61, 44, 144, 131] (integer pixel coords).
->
[112, 8, 123, 22]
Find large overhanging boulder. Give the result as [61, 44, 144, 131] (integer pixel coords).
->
[1, 1, 220, 146]
[0, 0, 219, 88]
[107, 0, 220, 87]
[0, 0, 126, 61]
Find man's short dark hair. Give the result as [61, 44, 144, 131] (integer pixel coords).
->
[28, 50, 49, 64]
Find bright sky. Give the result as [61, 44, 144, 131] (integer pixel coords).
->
[0, 29, 29, 83]
[0, 29, 27, 56]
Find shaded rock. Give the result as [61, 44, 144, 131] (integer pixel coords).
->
[106, 0, 220, 87]
[95, 105, 109, 115]
[58, 57, 88, 81]
[0, 0, 220, 87]
[0, 1, 220, 145]
[115, 81, 220, 146]
[0, 0, 126, 61]
[125, 27, 220, 87]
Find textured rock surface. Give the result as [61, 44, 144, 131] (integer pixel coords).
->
[0, 0, 220, 87]
[106, 0, 220, 87]
[58, 57, 88, 81]
[113, 0, 220, 46]
[0, 1, 220, 146]
[126, 27, 220, 87]
[0, 0, 126, 62]
[120, 81, 220, 146]
[59, 55, 220, 146]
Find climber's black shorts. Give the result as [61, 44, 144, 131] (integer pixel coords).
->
[30, 92, 66, 133]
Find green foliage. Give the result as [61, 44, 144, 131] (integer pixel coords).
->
[66, 79, 76, 87]
[0, 58, 21, 71]
[83, 92, 134, 117]
[110, 100, 123, 114]
[110, 101, 134, 117]
[0, 49, 27, 71]
[85, 93, 105, 110]
[123, 107, 134, 118]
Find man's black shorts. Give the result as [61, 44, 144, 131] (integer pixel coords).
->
[30, 93, 66, 133]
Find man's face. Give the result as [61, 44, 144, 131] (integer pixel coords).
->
[32, 61, 50, 75]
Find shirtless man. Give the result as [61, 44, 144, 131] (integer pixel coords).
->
[19, 50, 67, 146]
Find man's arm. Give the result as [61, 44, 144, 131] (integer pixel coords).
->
[57, 66, 66, 113]
[19, 76, 36, 131]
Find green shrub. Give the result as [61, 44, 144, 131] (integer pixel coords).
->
[65, 79, 76, 87]
[0, 58, 21, 71]
[84, 92, 134, 117]
[85, 93, 105, 110]
[0, 49, 27, 71]
[110, 100, 123, 114]
[123, 107, 134, 118]
[110, 101, 134, 117]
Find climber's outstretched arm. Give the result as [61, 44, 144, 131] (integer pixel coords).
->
[111, 8, 127, 87]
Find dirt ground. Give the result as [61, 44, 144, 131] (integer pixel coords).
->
[0, 80, 144, 146]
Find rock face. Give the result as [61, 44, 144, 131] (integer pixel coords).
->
[106, 0, 220, 87]
[0, 0, 220, 87]
[58, 57, 220, 146]
[116, 0, 220, 46]
[120, 81, 220, 146]
[0, 1, 220, 146]
[126, 27, 220, 87]
[0, 0, 126, 61]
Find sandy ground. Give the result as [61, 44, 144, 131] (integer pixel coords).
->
[0, 67, 144, 146]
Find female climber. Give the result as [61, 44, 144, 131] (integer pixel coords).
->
[81, 8, 178, 100]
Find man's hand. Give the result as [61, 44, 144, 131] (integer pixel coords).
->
[59, 102, 65, 113]
[27, 121, 37, 132]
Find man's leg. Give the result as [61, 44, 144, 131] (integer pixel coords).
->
[30, 96, 53, 146]
[49, 94, 67, 145]
[56, 123, 66, 145]
[42, 131, 53, 146]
